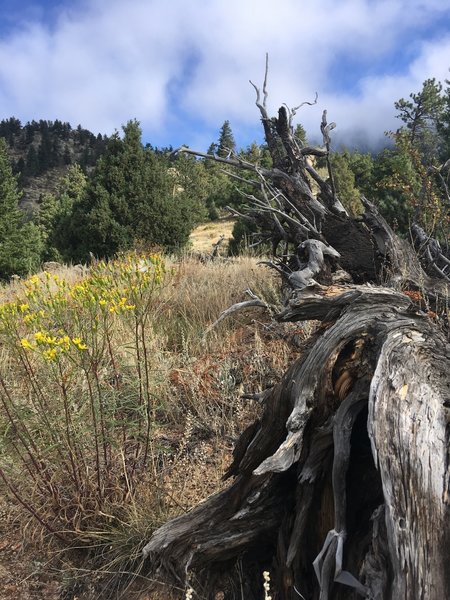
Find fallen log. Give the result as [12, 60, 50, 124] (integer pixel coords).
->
[143, 58, 450, 599]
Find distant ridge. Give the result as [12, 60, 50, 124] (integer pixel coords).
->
[0, 117, 108, 211]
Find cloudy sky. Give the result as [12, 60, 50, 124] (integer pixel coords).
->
[0, 0, 450, 151]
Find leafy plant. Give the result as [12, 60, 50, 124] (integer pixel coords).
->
[0, 253, 168, 538]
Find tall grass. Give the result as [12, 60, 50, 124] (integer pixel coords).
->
[0, 254, 298, 596]
[0, 254, 169, 536]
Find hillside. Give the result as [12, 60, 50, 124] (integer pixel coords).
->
[189, 217, 236, 253]
[0, 117, 107, 211]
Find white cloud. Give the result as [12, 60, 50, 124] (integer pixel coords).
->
[0, 0, 449, 148]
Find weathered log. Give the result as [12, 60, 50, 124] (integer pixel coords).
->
[142, 60, 450, 599]
[143, 282, 449, 598]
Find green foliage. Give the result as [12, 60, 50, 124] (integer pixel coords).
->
[0, 118, 106, 180]
[38, 164, 88, 261]
[294, 123, 307, 146]
[370, 145, 416, 231]
[64, 121, 204, 262]
[437, 78, 450, 161]
[0, 139, 41, 279]
[240, 142, 272, 169]
[388, 79, 449, 236]
[228, 219, 259, 255]
[330, 151, 364, 215]
[346, 151, 374, 194]
[395, 78, 444, 159]
[217, 120, 236, 157]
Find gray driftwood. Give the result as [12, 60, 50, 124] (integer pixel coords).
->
[144, 58, 450, 599]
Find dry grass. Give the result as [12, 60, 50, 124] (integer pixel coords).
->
[0, 263, 86, 303]
[0, 253, 307, 599]
[188, 217, 235, 254]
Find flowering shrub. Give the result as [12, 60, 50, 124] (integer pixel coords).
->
[0, 253, 167, 537]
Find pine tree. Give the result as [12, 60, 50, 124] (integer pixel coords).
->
[217, 120, 236, 157]
[65, 121, 203, 261]
[395, 78, 444, 159]
[329, 151, 364, 215]
[39, 164, 87, 260]
[294, 123, 307, 146]
[392, 79, 448, 235]
[437, 78, 450, 161]
[0, 139, 41, 278]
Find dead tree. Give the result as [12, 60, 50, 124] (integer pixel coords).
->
[143, 58, 450, 599]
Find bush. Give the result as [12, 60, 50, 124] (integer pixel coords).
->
[0, 253, 168, 538]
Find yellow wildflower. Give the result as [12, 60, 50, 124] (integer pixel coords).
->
[19, 303, 29, 313]
[57, 335, 71, 351]
[34, 332, 46, 344]
[43, 348, 57, 361]
[72, 337, 88, 350]
[20, 338, 32, 350]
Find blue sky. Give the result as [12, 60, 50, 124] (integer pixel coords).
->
[0, 0, 450, 151]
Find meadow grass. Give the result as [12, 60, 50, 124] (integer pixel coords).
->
[0, 253, 302, 597]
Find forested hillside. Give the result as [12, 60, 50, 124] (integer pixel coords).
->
[0, 76, 449, 277]
[0, 117, 107, 210]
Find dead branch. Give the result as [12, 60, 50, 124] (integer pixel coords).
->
[143, 61, 450, 600]
[203, 293, 271, 336]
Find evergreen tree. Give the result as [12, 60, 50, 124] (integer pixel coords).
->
[0, 139, 41, 278]
[25, 145, 39, 176]
[395, 78, 444, 159]
[370, 145, 418, 232]
[217, 120, 236, 157]
[346, 151, 374, 195]
[329, 151, 364, 215]
[294, 123, 307, 146]
[65, 121, 202, 261]
[392, 79, 448, 235]
[437, 78, 450, 161]
[38, 164, 87, 260]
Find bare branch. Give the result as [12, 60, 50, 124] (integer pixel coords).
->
[262, 52, 269, 109]
[299, 146, 328, 157]
[204, 298, 271, 336]
[171, 145, 290, 182]
[428, 164, 450, 207]
[222, 170, 261, 188]
[249, 53, 270, 119]
[426, 247, 450, 282]
[291, 92, 318, 115]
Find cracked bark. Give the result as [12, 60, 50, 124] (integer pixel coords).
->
[143, 61, 450, 599]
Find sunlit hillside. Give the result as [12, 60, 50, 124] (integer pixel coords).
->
[189, 217, 236, 254]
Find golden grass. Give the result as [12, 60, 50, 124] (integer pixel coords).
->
[0, 252, 304, 599]
[188, 217, 236, 253]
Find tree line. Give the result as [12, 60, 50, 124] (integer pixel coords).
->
[0, 76, 449, 280]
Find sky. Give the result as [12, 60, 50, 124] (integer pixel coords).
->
[0, 0, 450, 152]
